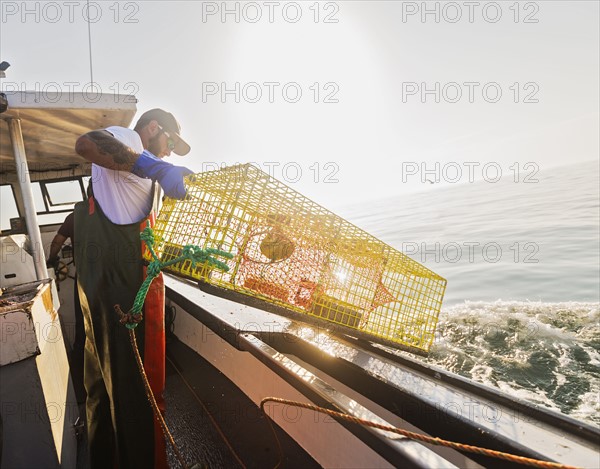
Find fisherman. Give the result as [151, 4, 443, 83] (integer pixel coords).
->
[74, 109, 192, 469]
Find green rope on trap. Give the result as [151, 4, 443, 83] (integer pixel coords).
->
[124, 221, 233, 330]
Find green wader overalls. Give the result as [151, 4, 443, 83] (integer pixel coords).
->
[75, 195, 155, 469]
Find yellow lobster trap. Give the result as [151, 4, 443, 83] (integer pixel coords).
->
[149, 164, 446, 354]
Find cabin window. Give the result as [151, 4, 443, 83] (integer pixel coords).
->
[0, 178, 91, 231]
[45, 179, 88, 207]
[34, 177, 90, 226]
[0, 185, 20, 232]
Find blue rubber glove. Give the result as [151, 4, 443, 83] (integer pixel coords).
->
[132, 150, 193, 199]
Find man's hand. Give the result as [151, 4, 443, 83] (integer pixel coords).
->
[132, 150, 193, 199]
[46, 256, 60, 271]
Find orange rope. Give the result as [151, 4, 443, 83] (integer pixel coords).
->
[127, 327, 189, 469]
[259, 397, 581, 469]
[124, 315, 248, 469]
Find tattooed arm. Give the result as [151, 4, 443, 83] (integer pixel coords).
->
[77, 129, 192, 199]
[75, 130, 140, 171]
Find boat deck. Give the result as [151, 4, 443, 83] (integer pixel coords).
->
[164, 274, 600, 469]
[165, 338, 318, 468]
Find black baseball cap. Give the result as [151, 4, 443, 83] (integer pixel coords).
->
[138, 108, 191, 156]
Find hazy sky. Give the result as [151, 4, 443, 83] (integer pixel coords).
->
[1, 0, 598, 209]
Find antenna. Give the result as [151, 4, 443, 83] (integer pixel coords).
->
[86, 0, 95, 91]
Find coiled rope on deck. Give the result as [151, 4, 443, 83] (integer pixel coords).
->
[259, 397, 581, 469]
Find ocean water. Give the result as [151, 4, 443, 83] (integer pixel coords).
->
[342, 161, 599, 427]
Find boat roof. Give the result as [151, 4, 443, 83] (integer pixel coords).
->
[0, 91, 137, 178]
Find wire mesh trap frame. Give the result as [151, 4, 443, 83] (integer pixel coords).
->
[147, 164, 447, 354]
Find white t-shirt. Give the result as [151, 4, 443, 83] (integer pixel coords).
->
[91, 126, 154, 225]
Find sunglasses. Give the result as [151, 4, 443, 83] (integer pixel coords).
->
[157, 125, 176, 151]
